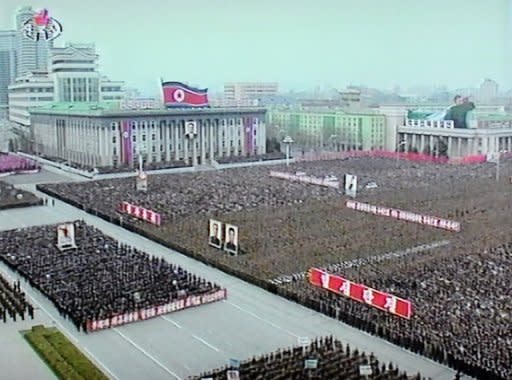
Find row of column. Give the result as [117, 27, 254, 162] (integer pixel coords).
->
[116, 118, 265, 168]
[400, 133, 512, 157]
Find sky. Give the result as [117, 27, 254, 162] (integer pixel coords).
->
[0, 0, 509, 95]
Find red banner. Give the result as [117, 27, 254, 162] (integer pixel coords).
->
[309, 268, 412, 319]
[86, 289, 227, 332]
[118, 201, 162, 226]
[345, 200, 460, 232]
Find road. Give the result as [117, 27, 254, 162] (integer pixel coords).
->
[0, 168, 460, 380]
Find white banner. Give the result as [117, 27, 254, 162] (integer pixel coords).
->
[269, 171, 339, 189]
[346, 200, 461, 232]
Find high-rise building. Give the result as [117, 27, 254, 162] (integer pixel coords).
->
[478, 78, 499, 104]
[8, 43, 125, 126]
[224, 82, 279, 103]
[0, 30, 17, 118]
[15, 6, 54, 76]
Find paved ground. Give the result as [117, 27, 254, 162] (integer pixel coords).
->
[0, 169, 461, 380]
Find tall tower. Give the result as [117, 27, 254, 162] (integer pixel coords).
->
[15, 6, 53, 76]
[0, 31, 17, 110]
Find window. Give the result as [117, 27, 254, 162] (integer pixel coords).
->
[152, 134, 156, 141]
[142, 135, 146, 142]
[132, 135, 136, 142]
[152, 146, 156, 153]
[112, 136, 116, 144]
[113, 147, 117, 155]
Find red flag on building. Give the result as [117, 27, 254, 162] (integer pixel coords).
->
[162, 81, 209, 108]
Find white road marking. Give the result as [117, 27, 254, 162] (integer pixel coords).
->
[113, 328, 183, 380]
[0, 265, 120, 380]
[192, 335, 221, 352]
[161, 316, 182, 329]
[225, 300, 301, 338]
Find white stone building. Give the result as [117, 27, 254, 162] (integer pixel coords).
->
[8, 43, 124, 126]
[30, 103, 266, 168]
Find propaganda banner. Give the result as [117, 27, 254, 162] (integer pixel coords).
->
[308, 268, 412, 319]
[345, 200, 460, 232]
[118, 201, 162, 226]
[86, 288, 227, 332]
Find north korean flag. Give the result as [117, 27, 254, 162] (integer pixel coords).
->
[162, 81, 210, 108]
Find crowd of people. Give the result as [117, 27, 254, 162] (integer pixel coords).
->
[191, 335, 426, 380]
[38, 156, 512, 379]
[0, 273, 34, 323]
[0, 180, 41, 210]
[0, 153, 39, 175]
[0, 221, 223, 332]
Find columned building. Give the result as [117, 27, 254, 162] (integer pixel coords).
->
[397, 119, 512, 157]
[30, 103, 266, 168]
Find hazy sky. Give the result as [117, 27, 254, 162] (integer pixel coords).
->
[1, 0, 509, 94]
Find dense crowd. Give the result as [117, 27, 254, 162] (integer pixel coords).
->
[38, 157, 512, 379]
[191, 335, 426, 380]
[0, 273, 34, 323]
[0, 180, 41, 210]
[0, 221, 223, 332]
[0, 153, 39, 174]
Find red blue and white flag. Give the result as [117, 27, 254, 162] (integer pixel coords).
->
[161, 81, 209, 108]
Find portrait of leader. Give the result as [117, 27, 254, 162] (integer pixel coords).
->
[208, 219, 222, 249]
[224, 224, 239, 254]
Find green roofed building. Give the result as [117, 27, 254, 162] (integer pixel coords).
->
[266, 108, 387, 151]
[29, 102, 266, 168]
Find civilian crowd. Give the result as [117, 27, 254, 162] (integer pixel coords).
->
[0, 180, 41, 210]
[0, 273, 34, 323]
[0, 221, 223, 332]
[38, 157, 512, 379]
[0, 153, 39, 175]
[191, 335, 426, 380]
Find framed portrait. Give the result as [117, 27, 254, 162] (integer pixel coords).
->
[223, 224, 238, 255]
[344, 174, 358, 198]
[185, 121, 197, 138]
[208, 219, 223, 249]
[57, 223, 77, 250]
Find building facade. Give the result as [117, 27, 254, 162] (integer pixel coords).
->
[15, 6, 54, 76]
[398, 118, 512, 157]
[224, 82, 279, 103]
[0, 30, 17, 118]
[30, 103, 266, 168]
[267, 108, 386, 151]
[377, 104, 508, 152]
[8, 43, 124, 126]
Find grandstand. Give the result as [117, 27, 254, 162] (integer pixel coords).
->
[36, 156, 512, 380]
[0, 153, 40, 176]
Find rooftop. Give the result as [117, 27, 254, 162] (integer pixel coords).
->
[29, 102, 266, 117]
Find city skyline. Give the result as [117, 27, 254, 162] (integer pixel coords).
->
[1, 0, 509, 95]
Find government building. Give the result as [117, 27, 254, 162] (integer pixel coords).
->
[397, 116, 512, 157]
[29, 102, 266, 168]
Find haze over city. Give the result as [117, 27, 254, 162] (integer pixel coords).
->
[1, 0, 509, 94]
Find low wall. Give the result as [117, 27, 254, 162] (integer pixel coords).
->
[17, 152, 95, 179]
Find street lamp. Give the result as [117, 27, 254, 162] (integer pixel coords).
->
[282, 135, 294, 167]
[396, 140, 407, 167]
